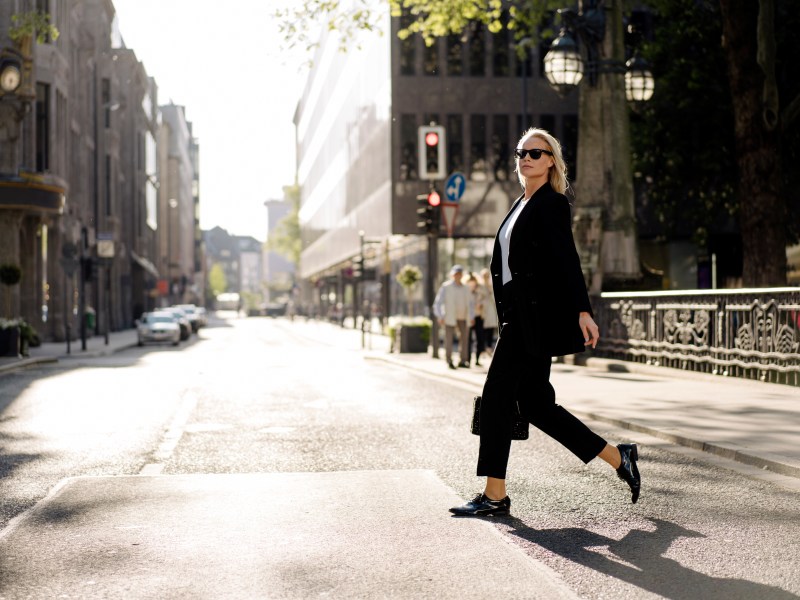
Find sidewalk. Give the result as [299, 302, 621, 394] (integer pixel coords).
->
[0, 328, 139, 374]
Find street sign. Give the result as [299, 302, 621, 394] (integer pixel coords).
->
[444, 172, 466, 203]
[441, 202, 459, 238]
[97, 232, 114, 258]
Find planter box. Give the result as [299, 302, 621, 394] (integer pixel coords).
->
[398, 325, 429, 353]
[0, 327, 21, 358]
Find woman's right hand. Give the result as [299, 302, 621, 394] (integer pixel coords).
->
[579, 312, 600, 349]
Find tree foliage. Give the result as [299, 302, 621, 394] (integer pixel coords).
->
[630, 0, 737, 248]
[266, 184, 302, 268]
[275, 0, 561, 53]
[208, 263, 227, 297]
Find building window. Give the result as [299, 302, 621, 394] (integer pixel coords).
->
[540, 113, 556, 135]
[101, 78, 111, 128]
[105, 154, 112, 215]
[400, 114, 417, 180]
[491, 115, 510, 181]
[423, 39, 439, 75]
[469, 114, 487, 181]
[399, 13, 416, 75]
[468, 23, 485, 76]
[515, 115, 525, 138]
[447, 34, 463, 76]
[516, 50, 533, 78]
[56, 89, 67, 175]
[35, 0, 53, 43]
[446, 114, 464, 174]
[35, 83, 50, 172]
[492, 13, 510, 76]
[563, 114, 578, 180]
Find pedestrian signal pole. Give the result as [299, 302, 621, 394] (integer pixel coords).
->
[418, 124, 446, 359]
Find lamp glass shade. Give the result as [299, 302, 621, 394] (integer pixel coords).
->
[625, 57, 655, 102]
[543, 30, 584, 93]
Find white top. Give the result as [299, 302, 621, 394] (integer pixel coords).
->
[433, 280, 474, 326]
[498, 198, 529, 285]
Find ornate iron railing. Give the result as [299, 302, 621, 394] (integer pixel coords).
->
[594, 288, 800, 386]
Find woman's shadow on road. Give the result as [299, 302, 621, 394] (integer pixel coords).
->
[498, 516, 797, 600]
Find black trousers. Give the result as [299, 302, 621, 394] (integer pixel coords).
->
[476, 285, 607, 479]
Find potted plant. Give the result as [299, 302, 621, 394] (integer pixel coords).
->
[391, 264, 430, 353]
[0, 318, 21, 357]
[8, 9, 60, 56]
[396, 264, 422, 317]
[18, 319, 40, 356]
[0, 263, 22, 317]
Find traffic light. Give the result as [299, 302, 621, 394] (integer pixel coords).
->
[353, 256, 364, 279]
[81, 257, 98, 282]
[416, 190, 441, 235]
[418, 125, 446, 180]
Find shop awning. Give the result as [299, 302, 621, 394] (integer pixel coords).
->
[131, 251, 159, 278]
[0, 179, 65, 213]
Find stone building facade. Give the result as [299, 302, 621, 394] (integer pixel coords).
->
[0, 0, 199, 345]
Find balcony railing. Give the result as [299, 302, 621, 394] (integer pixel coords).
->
[594, 288, 800, 386]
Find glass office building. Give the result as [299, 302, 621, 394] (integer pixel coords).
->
[295, 10, 578, 319]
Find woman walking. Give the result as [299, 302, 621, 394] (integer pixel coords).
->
[450, 128, 641, 516]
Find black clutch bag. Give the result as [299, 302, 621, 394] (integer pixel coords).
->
[471, 395, 529, 441]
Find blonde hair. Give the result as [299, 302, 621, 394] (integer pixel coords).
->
[514, 128, 568, 194]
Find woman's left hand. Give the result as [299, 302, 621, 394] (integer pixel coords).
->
[579, 312, 600, 349]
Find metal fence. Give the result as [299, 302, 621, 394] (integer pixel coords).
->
[594, 288, 800, 386]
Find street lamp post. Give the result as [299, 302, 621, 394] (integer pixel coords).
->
[543, 0, 654, 294]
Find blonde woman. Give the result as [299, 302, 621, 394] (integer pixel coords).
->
[450, 128, 641, 516]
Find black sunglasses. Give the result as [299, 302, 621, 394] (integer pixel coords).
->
[514, 148, 554, 160]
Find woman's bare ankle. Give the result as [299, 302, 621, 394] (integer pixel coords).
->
[484, 477, 507, 500]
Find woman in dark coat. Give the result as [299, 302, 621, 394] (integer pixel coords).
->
[450, 128, 641, 516]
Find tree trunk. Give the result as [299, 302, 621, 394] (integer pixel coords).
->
[719, 0, 787, 287]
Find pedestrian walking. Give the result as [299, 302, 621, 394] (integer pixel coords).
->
[450, 128, 641, 516]
[466, 272, 486, 366]
[479, 267, 498, 356]
[433, 265, 474, 369]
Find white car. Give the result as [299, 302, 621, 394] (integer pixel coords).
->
[136, 312, 181, 346]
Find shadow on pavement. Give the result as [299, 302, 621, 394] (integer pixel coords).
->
[499, 516, 799, 600]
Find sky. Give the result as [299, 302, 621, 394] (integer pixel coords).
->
[112, 0, 310, 242]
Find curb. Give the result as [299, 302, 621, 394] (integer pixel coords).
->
[367, 351, 800, 480]
[0, 356, 58, 374]
[0, 341, 139, 375]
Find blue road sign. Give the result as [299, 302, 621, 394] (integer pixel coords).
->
[444, 172, 466, 203]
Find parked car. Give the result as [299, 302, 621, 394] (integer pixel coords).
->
[136, 312, 181, 347]
[175, 304, 204, 332]
[161, 307, 192, 340]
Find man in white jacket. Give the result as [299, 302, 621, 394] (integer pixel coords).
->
[433, 265, 474, 369]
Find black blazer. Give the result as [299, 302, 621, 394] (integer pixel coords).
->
[490, 181, 593, 357]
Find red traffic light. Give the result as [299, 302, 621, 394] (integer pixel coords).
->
[425, 132, 439, 146]
[427, 191, 441, 207]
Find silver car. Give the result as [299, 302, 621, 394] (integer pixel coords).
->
[137, 312, 181, 346]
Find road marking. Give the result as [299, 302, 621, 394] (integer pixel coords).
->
[139, 390, 198, 475]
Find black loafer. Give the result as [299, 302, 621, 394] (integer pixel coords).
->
[449, 493, 510, 516]
[616, 443, 641, 504]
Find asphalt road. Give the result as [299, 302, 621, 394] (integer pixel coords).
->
[1, 315, 798, 599]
